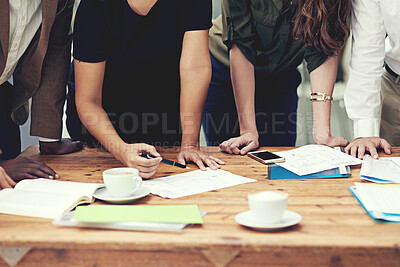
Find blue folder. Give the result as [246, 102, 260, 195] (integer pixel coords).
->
[360, 175, 396, 183]
[348, 186, 400, 223]
[268, 164, 350, 179]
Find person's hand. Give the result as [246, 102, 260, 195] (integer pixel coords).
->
[116, 143, 162, 178]
[39, 139, 83, 155]
[344, 137, 392, 159]
[0, 157, 58, 183]
[177, 145, 225, 171]
[0, 166, 16, 189]
[314, 134, 349, 147]
[220, 132, 259, 155]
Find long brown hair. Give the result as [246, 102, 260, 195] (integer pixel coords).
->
[292, 0, 351, 56]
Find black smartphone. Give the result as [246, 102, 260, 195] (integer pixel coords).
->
[247, 150, 285, 164]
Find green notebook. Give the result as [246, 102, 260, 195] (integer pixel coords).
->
[73, 204, 203, 224]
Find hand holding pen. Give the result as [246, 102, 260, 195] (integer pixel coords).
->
[139, 153, 190, 169]
[117, 143, 162, 178]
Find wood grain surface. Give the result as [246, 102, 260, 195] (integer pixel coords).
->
[0, 146, 399, 267]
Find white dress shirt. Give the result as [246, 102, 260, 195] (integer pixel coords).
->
[344, 0, 400, 138]
[0, 0, 42, 85]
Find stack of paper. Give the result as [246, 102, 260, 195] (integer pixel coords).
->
[360, 155, 400, 183]
[54, 205, 205, 232]
[54, 211, 207, 233]
[349, 183, 400, 222]
[274, 145, 361, 176]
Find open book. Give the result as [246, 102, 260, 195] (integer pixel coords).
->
[0, 179, 103, 219]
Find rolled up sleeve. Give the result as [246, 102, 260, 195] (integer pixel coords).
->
[304, 46, 327, 74]
[221, 0, 257, 65]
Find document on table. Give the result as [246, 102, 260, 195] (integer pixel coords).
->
[274, 145, 362, 176]
[390, 157, 400, 168]
[143, 169, 257, 199]
[354, 183, 400, 215]
[360, 155, 400, 183]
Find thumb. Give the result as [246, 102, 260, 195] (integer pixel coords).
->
[141, 144, 161, 157]
[332, 137, 349, 147]
[240, 141, 256, 155]
[381, 139, 392, 155]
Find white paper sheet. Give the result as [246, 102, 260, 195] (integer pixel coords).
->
[360, 155, 400, 183]
[143, 169, 256, 199]
[355, 183, 400, 214]
[390, 157, 400, 168]
[274, 145, 362, 176]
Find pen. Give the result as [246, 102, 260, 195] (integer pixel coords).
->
[139, 153, 190, 169]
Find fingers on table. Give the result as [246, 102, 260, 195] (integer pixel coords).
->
[380, 139, 392, 154]
[0, 168, 15, 188]
[220, 139, 235, 154]
[29, 160, 57, 178]
[209, 156, 225, 165]
[240, 141, 258, 155]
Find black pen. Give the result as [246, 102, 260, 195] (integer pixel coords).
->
[139, 153, 190, 169]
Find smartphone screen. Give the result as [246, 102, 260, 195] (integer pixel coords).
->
[251, 151, 281, 160]
[248, 150, 285, 164]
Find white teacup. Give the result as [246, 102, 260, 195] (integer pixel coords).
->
[102, 168, 142, 198]
[248, 191, 288, 224]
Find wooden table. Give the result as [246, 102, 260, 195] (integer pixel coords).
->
[0, 146, 400, 267]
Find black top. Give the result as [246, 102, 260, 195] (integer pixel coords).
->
[209, 0, 326, 75]
[73, 0, 212, 146]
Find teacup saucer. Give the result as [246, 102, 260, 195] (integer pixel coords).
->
[93, 186, 151, 204]
[235, 210, 301, 231]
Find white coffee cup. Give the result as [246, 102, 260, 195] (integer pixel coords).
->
[102, 168, 142, 198]
[248, 191, 288, 224]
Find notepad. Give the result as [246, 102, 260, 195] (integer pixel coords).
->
[0, 179, 103, 219]
[73, 204, 204, 224]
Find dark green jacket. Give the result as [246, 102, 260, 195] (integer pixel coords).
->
[209, 0, 326, 76]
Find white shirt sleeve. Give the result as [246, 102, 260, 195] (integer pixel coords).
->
[344, 0, 386, 138]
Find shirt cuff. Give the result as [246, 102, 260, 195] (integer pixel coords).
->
[36, 137, 60, 142]
[353, 118, 380, 139]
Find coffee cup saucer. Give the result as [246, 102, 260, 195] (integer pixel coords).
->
[93, 186, 151, 204]
[235, 210, 301, 231]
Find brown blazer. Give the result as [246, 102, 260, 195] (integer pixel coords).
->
[0, 0, 73, 139]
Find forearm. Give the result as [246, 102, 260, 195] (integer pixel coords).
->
[74, 60, 126, 160]
[77, 102, 126, 158]
[309, 56, 337, 142]
[179, 30, 212, 147]
[180, 66, 211, 147]
[230, 45, 258, 137]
